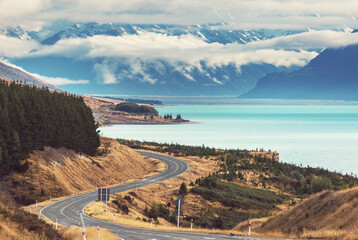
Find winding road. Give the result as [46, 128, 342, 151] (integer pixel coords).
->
[40, 151, 282, 240]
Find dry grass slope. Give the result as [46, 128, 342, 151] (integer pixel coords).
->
[5, 137, 161, 204]
[243, 187, 358, 239]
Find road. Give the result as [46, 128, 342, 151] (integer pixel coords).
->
[40, 151, 285, 240]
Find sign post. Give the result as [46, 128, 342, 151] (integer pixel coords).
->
[105, 188, 108, 212]
[177, 199, 181, 229]
[80, 213, 87, 240]
[174, 197, 185, 229]
[248, 221, 251, 236]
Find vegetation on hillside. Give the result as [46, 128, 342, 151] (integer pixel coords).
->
[193, 175, 287, 210]
[0, 81, 100, 177]
[115, 102, 159, 116]
[117, 139, 358, 196]
[0, 186, 64, 239]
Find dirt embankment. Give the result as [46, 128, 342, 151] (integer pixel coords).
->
[83, 96, 190, 125]
[4, 137, 162, 204]
[234, 187, 358, 239]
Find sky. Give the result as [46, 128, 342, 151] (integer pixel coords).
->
[1, 0, 358, 30]
[0, 0, 358, 86]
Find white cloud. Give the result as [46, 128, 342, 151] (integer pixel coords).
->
[27, 30, 342, 68]
[0, 58, 89, 85]
[1, 0, 358, 30]
[31, 73, 89, 85]
[93, 61, 118, 84]
[0, 35, 39, 58]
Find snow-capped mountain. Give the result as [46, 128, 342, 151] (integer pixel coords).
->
[0, 26, 40, 41]
[41, 22, 269, 45]
[10, 22, 302, 96]
[240, 30, 358, 100]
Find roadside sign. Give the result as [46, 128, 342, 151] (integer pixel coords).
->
[98, 188, 110, 201]
[174, 197, 185, 207]
[174, 210, 184, 216]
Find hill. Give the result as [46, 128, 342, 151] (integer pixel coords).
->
[238, 187, 358, 239]
[240, 41, 358, 100]
[0, 61, 59, 91]
[3, 137, 162, 205]
[0, 188, 63, 239]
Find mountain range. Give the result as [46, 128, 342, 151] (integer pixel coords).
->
[240, 40, 358, 100]
[6, 23, 299, 96]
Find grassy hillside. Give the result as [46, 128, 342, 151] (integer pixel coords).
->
[4, 137, 163, 205]
[247, 187, 358, 239]
[114, 139, 358, 236]
[0, 187, 63, 240]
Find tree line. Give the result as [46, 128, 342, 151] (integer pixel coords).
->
[0, 81, 100, 177]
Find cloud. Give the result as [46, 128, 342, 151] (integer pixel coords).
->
[27, 30, 340, 68]
[0, 35, 39, 58]
[31, 73, 89, 85]
[0, 58, 89, 85]
[93, 61, 119, 84]
[2, 0, 358, 30]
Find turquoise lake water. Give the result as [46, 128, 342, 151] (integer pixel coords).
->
[99, 104, 358, 174]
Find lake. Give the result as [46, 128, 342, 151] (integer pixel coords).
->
[99, 103, 358, 175]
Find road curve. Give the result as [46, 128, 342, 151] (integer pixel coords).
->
[40, 151, 282, 240]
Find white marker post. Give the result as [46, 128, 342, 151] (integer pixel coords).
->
[150, 218, 153, 229]
[36, 200, 38, 208]
[29, 207, 32, 214]
[78, 223, 81, 231]
[56, 219, 58, 229]
[177, 199, 181, 229]
[190, 219, 193, 231]
[113, 213, 116, 221]
[80, 213, 87, 240]
[97, 225, 100, 239]
[105, 188, 108, 212]
[100, 188, 103, 212]
[50, 196, 52, 202]
[248, 221, 251, 237]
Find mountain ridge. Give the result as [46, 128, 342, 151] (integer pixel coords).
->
[239, 42, 358, 100]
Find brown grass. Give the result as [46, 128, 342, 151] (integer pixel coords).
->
[237, 187, 358, 239]
[62, 226, 119, 240]
[5, 137, 161, 204]
[83, 96, 191, 125]
[84, 151, 223, 229]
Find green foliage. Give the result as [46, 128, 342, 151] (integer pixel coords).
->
[179, 182, 188, 197]
[0, 81, 100, 177]
[185, 210, 268, 230]
[311, 177, 332, 193]
[117, 140, 358, 195]
[116, 139, 219, 157]
[115, 102, 159, 116]
[144, 202, 170, 221]
[192, 176, 287, 210]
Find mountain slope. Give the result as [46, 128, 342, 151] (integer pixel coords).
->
[12, 22, 298, 96]
[240, 43, 358, 100]
[4, 137, 162, 205]
[41, 22, 269, 45]
[0, 61, 59, 90]
[253, 187, 358, 239]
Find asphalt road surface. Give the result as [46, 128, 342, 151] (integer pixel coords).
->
[40, 151, 286, 240]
